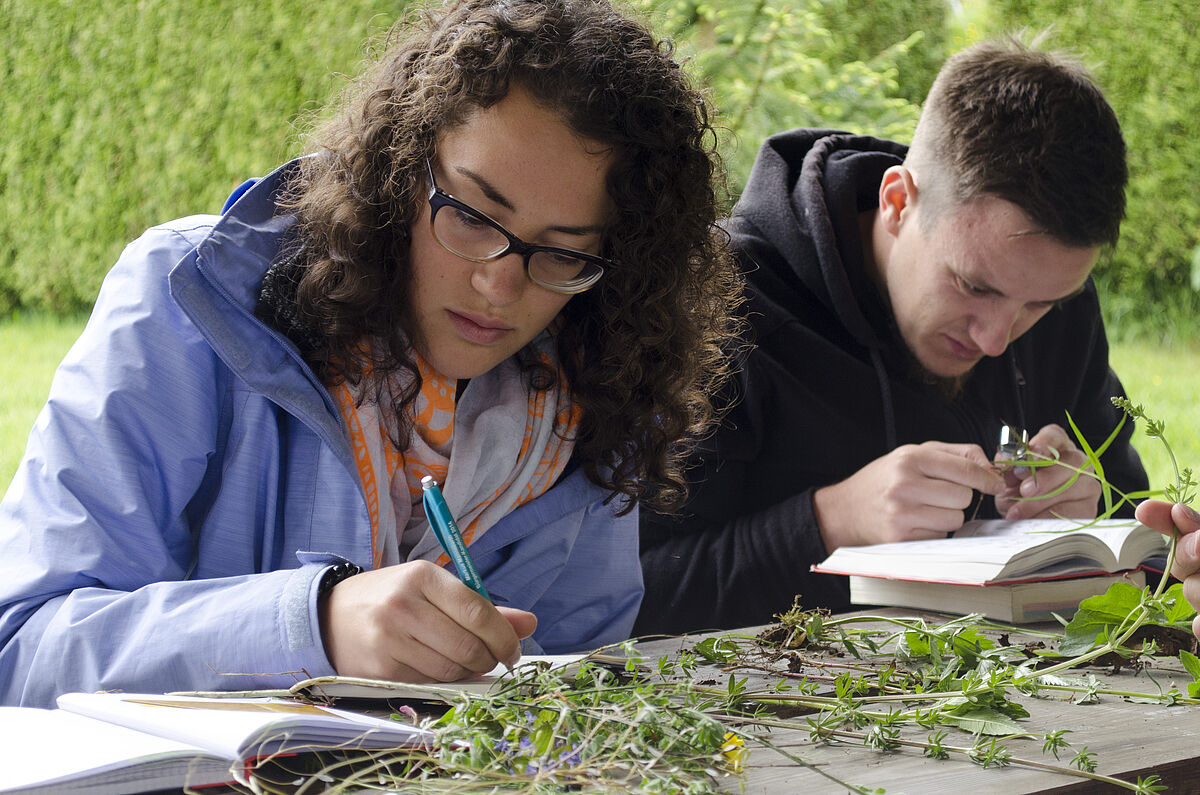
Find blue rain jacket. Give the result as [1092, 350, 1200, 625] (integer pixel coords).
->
[0, 161, 642, 707]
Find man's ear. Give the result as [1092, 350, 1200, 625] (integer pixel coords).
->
[878, 166, 918, 236]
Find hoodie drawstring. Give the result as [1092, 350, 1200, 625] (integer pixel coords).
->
[869, 347, 897, 450]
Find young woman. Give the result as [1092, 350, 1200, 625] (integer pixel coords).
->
[0, 0, 742, 707]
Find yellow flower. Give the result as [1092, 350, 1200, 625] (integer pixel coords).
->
[720, 732, 747, 772]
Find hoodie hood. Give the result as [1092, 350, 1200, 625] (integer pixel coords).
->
[730, 128, 909, 351]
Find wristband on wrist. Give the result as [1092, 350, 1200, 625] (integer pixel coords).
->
[317, 562, 362, 596]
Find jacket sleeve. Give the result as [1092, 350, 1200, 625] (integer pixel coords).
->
[470, 469, 644, 655]
[0, 226, 337, 707]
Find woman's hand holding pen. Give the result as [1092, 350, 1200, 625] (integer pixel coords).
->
[317, 561, 536, 682]
[993, 423, 1100, 521]
[813, 441, 1004, 551]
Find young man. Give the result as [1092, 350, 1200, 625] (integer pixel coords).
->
[637, 36, 1148, 635]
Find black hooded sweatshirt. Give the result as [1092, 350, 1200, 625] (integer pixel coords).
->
[636, 129, 1148, 636]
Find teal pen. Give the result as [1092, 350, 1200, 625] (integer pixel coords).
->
[420, 476, 492, 600]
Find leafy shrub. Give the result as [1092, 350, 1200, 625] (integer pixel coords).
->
[635, 0, 944, 196]
[0, 1, 402, 313]
[0, 0, 966, 316]
[984, 0, 1200, 339]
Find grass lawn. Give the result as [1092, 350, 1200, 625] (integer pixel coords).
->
[0, 313, 1196, 501]
[0, 313, 89, 489]
[1109, 340, 1200, 497]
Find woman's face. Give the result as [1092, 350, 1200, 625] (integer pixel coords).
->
[407, 85, 615, 380]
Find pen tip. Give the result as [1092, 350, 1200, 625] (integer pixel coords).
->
[421, 475, 435, 490]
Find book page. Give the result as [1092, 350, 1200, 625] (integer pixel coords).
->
[172, 653, 595, 703]
[849, 569, 1147, 623]
[291, 653, 591, 702]
[961, 519, 1163, 577]
[0, 706, 231, 793]
[814, 519, 1145, 584]
[56, 693, 431, 764]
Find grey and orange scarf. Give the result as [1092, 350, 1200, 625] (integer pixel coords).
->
[332, 332, 579, 570]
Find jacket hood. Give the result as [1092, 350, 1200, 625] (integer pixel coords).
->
[200, 158, 302, 311]
[731, 128, 908, 350]
[166, 159, 347, 443]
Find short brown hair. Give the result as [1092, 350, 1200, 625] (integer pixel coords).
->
[906, 33, 1127, 247]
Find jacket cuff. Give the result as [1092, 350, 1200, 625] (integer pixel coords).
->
[281, 552, 356, 678]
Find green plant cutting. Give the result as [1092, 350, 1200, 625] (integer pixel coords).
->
[241, 399, 1191, 793]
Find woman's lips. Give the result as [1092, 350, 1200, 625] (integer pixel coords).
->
[448, 310, 512, 345]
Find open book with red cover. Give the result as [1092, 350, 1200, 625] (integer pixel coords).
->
[811, 519, 1168, 623]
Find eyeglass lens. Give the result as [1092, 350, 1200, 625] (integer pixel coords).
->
[432, 205, 602, 289]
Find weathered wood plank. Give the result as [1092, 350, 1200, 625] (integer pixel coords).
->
[635, 611, 1200, 794]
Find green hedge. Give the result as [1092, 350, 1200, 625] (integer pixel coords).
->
[638, 0, 944, 196]
[4, 1, 1197, 340]
[0, 1, 404, 312]
[1, 0, 947, 315]
[984, 0, 1200, 340]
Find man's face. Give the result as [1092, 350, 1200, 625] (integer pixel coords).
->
[879, 191, 1098, 379]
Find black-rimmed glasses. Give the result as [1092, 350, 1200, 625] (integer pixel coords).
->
[424, 159, 608, 294]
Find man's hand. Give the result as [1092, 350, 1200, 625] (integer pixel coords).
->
[1135, 500, 1200, 640]
[814, 441, 1004, 551]
[317, 560, 537, 682]
[994, 423, 1101, 520]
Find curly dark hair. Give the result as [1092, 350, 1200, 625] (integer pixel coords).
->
[270, 0, 743, 512]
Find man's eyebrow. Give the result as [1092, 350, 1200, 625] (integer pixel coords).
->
[955, 267, 1002, 295]
[958, 266, 1088, 305]
[1043, 282, 1088, 304]
[452, 166, 607, 237]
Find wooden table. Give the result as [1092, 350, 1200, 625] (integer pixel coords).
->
[634, 611, 1200, 794]
[157, 609, 1200, 794]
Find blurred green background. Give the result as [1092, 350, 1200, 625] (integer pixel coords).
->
[1, 0, 1197, 492]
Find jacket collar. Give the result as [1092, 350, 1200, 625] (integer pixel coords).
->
[168, 159, 349, 452]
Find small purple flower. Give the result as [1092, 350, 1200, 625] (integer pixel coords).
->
[557, 743, 582, 767]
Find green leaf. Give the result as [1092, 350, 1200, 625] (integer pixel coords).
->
[1180, 650, 1200, 682]
[1066, 410, 1112, 516]
[895, 631, 930, 660]
[1069, 410, 1133, 516]
[693, 636, 739, 663]
[1060, 582, 1146, 654]
[949, 627, 996, 664]
[1164, 583, 1199, 625]
[940, 706, 1026, 736]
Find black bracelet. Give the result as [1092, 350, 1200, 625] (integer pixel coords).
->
[317, 562, 363, 595]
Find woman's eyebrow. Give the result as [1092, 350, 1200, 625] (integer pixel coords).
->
[453, 165, 606, 237]
[453, 165, 514, 210]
